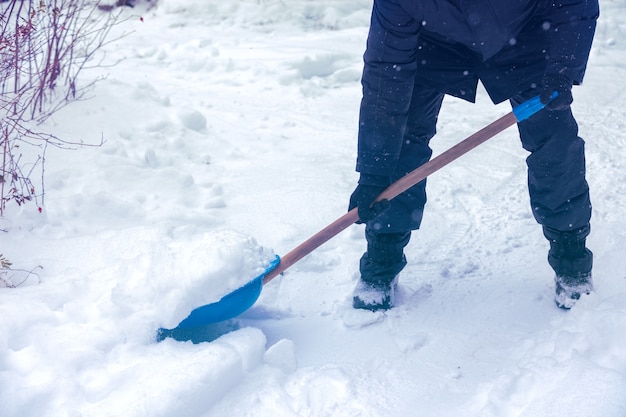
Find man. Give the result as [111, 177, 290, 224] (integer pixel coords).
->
[348, 0, 599, 311]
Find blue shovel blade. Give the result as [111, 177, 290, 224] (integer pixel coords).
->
[161, 255, 281, 332]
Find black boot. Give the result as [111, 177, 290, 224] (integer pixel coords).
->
[353, 230, 410, 311]
[544, 225, 593, 309]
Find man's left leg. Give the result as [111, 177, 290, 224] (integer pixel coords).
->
[543, 225, 593, 309]
[511, 92, 593, 308]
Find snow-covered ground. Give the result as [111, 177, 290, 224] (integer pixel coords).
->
[2, 0, 626, 416]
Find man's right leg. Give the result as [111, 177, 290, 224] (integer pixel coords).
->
[353, 86, 443, 311]
[353, 228, 411, 311]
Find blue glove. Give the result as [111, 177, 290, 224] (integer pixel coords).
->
[348, 174, 391, 224]
[540, 73, 573, 111]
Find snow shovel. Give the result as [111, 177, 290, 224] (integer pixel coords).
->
[161, 94, 553, 333]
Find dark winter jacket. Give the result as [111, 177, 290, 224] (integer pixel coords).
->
[356, 0, 599, 178]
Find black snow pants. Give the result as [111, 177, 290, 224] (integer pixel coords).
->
[363, 84, 592, 282]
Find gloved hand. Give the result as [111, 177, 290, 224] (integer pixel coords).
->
[540, 73, 573, 111]
[348, 174, 391, 224]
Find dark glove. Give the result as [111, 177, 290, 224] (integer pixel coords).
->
[348, 174, 391, 224]
[540, 73, 573, 111]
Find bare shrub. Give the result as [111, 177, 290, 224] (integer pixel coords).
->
[1, 0, 126, 216]
[0, 252, 42, 287]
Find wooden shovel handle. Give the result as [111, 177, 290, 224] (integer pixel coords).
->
[263, 111, 518, 285]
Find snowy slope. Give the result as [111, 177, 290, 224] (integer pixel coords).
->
[1, 0, 626, 416]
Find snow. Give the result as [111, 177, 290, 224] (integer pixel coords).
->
[1, 0, 626, 416]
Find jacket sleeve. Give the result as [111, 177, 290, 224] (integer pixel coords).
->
[356, 0, 422, 178]
[541, 0, 599, 83]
